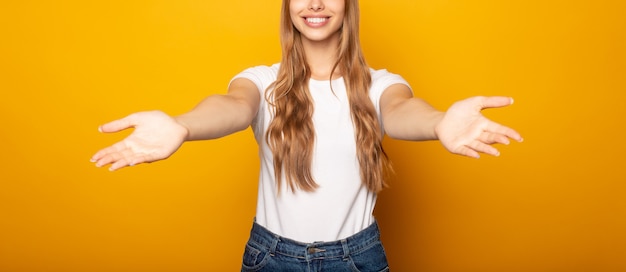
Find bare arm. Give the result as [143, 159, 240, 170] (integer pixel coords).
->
[91, 78, 260, 171]
[176, 78, 260, 140]
[380, 83, 444, 141]
[380, 84, 523, 158]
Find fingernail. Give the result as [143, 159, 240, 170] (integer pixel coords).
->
[510, 97, 514, 105]
[98, 126, 102, 133]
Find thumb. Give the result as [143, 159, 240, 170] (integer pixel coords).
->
[479, 96, 514, 110]
[99, 115, 135, 133]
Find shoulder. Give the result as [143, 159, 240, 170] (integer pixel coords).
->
[368, 67, 411, 94]
[238, 63, 280, 81]
[246, 63, 280, 74]
[231, 63, 280, 91]
[370, 68, 406, 84]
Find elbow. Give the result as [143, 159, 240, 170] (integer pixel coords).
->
[385, 129, 411, 141]
[382, 120, 407, 140]
[231, 100, 257, 132]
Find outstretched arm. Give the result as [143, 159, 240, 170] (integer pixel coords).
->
[90, 78, 260, 171]
[380, 84, 444, 141]
[175, 78, 260, 141]
[380, 84, 523, 158]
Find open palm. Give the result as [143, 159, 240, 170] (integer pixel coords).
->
[435, 96, 522, 158]
[91, 110, 188, 171]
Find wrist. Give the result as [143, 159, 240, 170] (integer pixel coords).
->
[432, 111, 446, 140]
[173, 116, 192, 141]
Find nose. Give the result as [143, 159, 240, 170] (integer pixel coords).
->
[309, 0, 324, 11]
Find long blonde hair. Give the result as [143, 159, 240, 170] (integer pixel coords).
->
[266, 0, 390, 193]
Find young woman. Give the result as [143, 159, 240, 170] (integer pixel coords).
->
[91, 0, 522, 271]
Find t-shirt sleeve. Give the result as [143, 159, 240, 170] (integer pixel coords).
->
[369, 68, 412, 114]
[229, 64, 279, 98]
[229, 64, 279, 135]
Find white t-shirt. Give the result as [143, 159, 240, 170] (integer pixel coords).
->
[232, 63, 410, 242]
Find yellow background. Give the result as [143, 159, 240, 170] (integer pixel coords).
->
[1, 0, 625, 271]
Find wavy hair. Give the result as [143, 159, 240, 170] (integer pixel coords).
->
[266, 0, 390, 193]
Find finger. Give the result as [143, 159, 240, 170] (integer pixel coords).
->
[93, 141, 141, 167]
[129, 153, 154, 166]
[478, 96, 514, 110]
[484, 122, 523, 142]
[94, 148, 129, 168]
[467, 140, 500, 157]
[94, 154, 117, 168]
[91, 140, 129, 163]
[91, 147, 118, 163]
[478, 131, 511, 145]
[99, 116, 135, 134]
[92, 148, 119, 166]
[109, 157, 132, 171]
[105, 149, 140, 170]
[453, 145, 481, 159]
[109, 153, 154, 171]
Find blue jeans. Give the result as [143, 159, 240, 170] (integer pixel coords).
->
[241, 221, 390, 272]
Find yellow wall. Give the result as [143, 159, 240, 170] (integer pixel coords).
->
[1, 0, 624, 271]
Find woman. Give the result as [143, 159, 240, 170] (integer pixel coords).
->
[91, 0, 522, 271]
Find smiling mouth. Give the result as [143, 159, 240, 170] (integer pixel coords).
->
[305, 17, 329, 24]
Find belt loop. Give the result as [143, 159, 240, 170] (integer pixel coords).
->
[341, 239, 350, 259]
[269, 235, 279, 256]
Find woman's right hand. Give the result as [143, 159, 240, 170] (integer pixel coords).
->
[90, 110, 189, 171]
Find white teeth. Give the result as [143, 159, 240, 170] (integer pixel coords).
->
[306, 17, 327, 24]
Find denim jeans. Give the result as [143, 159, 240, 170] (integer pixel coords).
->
[241, 220, 390, 272]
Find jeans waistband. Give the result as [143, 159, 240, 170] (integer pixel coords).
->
[247, 221, 381, 261]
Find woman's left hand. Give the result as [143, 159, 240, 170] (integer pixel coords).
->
[435, 96, 523, 158]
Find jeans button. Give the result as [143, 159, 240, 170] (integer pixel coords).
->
[308, 247, 325, 254]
